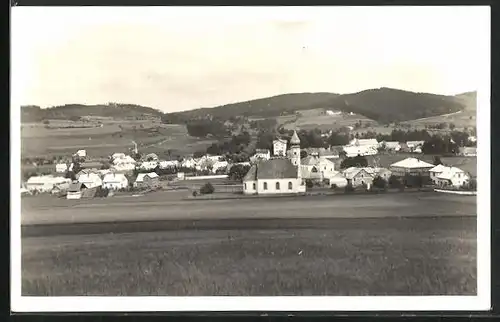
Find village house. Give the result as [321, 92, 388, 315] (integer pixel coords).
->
[362, 167, 392, 181]
[251, 149, 271, 162]
[328, 172, 348, 188]
[243, 131, 305, 195]
[134, 172, 160, 189]
[459, 147, 477, 157]
[75, 149, 87, 158]
[434, 166, 470, 188]
[300, 155, 336, 181]
[111, 162, 136, 173]
[273, 139, 287, 157]
[139, 161, 158, 171]
[77, 171, 103, 188]
[212, 160, 229, 173]
[406, 141, 425, 153]
[112, 154, 136, 165]
[102, 173, 129, 190]
[342, 167, 374, 188]
[159, 160, 180, 169]
[112, 152, 126, 160]
[26, 175, 72, 193]
[389, 157, 434, 178]
[429, 164, 447, 183]
[181, 157, 196, 169]
[343, 145, 378, 157]
[379, 141, 401, 152]
[55, 163, 68, 173]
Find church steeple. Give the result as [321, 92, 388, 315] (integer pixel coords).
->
[289, 130, 301, 179]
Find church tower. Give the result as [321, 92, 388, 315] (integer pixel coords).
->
[289, 130, 301, 179]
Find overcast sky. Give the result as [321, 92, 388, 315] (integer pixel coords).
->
[12, 6, 489, 112]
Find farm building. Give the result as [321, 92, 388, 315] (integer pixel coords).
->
[55, 163, 68, 173]
[459, 147, 477, 157]
[26, 175, 71, 193]
[389, 158, 434, 177]
[112, 155, 136, 165]
[243, 131, 305, 195]
[349, 138, 379, 149]
[251, 149, 271, 162]
[102, 173, 129, 190]
[343, 145, 378, 157]
[134, 172, 160, 189]
[429, 165, 470, 187]
[273, 139, 287, 157]
[66, 182, 97, 200]
[77, 171, 102, 188]
[342, 167, 374, 188]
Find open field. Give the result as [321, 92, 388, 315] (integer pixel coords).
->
[403, 110, 476, 130]
[278, 108, 374, 131]
[21, 120, 216, 158]
[21, 215, 476, 296]
[21, 191, 476, 226]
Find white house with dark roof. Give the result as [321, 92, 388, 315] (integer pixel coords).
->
[273, 138, 287, 157]
[103, 173, 129, 190]
[243, 131, 305, 195]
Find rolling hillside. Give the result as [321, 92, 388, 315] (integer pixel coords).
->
[164, 93, 340, 123]
[165, 88, 467, 124]
[21, 103, 163, 123]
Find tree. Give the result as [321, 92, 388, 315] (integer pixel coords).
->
[372, 176, 387, 190]
[448, 123, 456, 130]
[43, 120, 50, 125]
[340, 155, 368, 169]
[200, 182, 215, 194]
[69, 116, 80, 122]
[228, 164, 251, 182]
[433, 156, 443, 166]
[65, 171, 76, 181]
[300, 150, 308, 159]
[305, 179, 314, 189]
[344, 182, 355, 193]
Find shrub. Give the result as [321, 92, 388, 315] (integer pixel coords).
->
[192, 190, 198, 197]
[305, 179, 314, 189]
[388, 175, 401, 188]
[200, 182, 215, 194]
[372, 176, 387, 190]
[344, 183, 355, 193]
[330, 184, 338, 189]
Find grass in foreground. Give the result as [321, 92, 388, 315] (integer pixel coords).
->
[22, 217, 476, 296]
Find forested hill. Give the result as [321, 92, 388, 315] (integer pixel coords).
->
[163, 92, 340, 123]
[20, 103, 163, 123]
[163, 87, 468, 124]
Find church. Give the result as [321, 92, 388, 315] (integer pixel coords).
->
[243, 131, 306, 195]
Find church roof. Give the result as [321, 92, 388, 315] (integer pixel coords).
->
[243, 159, 298, 181]
[290, 131, 300, 145]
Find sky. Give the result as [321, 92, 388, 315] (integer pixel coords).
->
[11, 6, 490, 113]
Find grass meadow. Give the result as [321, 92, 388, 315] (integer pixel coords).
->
[21, 216, 476, 296]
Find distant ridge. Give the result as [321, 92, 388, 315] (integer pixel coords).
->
[21, 88, 472, 124]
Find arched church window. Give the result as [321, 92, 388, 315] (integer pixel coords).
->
[263, 182, 268, 190]
[276, 182, 280, 190]
[288, 182, 293, 190]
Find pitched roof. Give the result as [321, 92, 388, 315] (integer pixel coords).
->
[301, 155, 319, 166]
[243, 159, 298, 181]
[103, 173, 128, 183]
[429, 164, 447, 173]
[342, 167, 372, 179]
[273, 138, 287, 144]
[390, 158, 434, 169]
[290, 131, 300, 145]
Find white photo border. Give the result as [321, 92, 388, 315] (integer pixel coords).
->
[10, 5, 491, 312]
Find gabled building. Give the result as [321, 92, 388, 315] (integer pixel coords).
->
[251, 149, 271, 162]
[102, 173, 129, 190]
[26, 175, 71, 193]
[434, 166, 470, 188]
[300, 155, 336, 181]
[77, 171, 103, 189]
[134, 172, 160, 189]
[342, 167, 374, 188]
[389, 158, 434, 177]
[273, 139, 287, 157]
[458, 147, 477, 157]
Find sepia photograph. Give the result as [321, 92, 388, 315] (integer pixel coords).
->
[11, 5, 490, 312]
